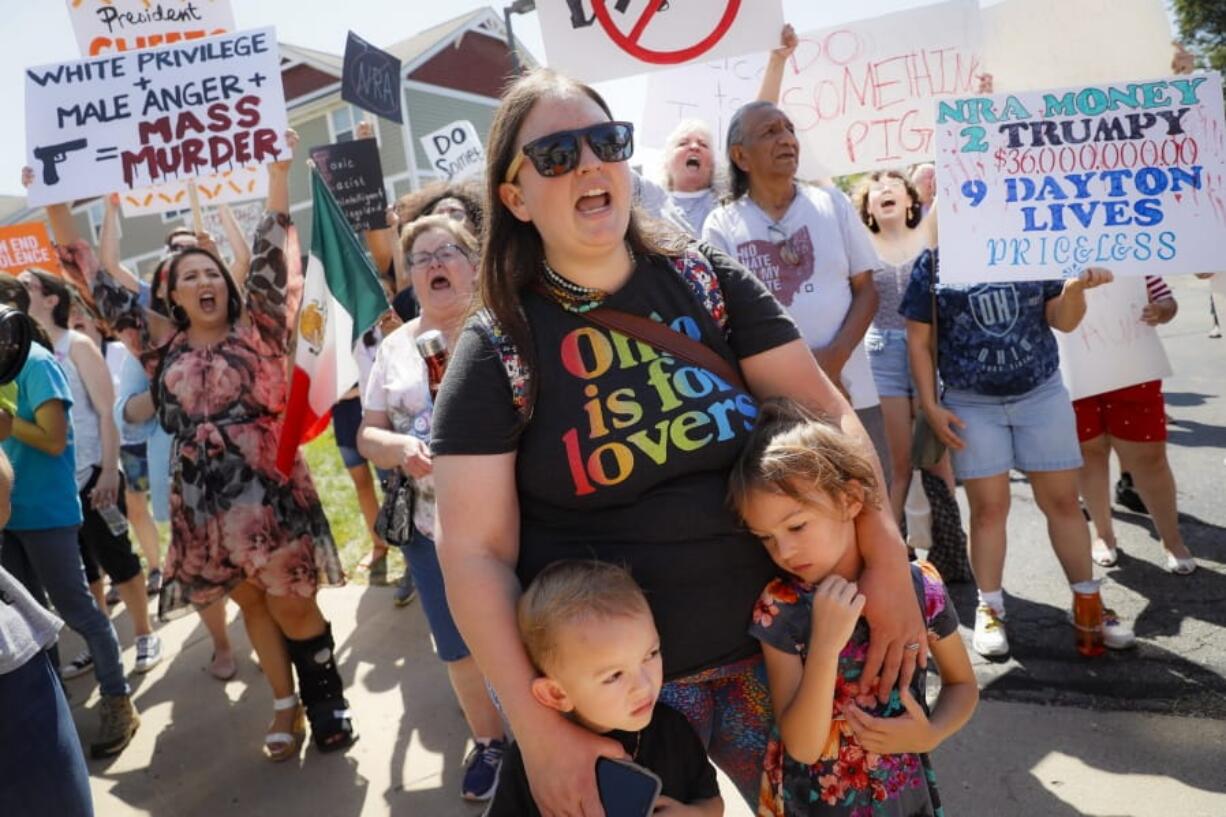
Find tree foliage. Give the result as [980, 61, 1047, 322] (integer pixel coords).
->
[1172, 0, 1226, 73]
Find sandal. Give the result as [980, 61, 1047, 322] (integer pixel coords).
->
[263, 695, 306, 762]
[1091, 539, 1119, 567]
[209, 650, 238, 681]
[1164, 550, 1196, 575]
[358, 548, 390, 587]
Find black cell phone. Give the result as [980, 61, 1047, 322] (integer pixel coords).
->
[595, 757, 663, 817]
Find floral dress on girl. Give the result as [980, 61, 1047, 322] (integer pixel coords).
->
[92, 212, 343, 617]
[750, 562, 958, 817]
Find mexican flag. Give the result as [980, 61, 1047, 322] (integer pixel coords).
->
[275, 167, 387, 477]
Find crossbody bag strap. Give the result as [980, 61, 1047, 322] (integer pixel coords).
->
[583, 306, 748, 393]
[928, 254, 940, 403]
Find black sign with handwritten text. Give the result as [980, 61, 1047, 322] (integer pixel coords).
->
[309, 137, 387, 232]
[341, 32, 403, 124]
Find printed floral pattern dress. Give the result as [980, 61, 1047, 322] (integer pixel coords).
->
[93, 211, 343, 617]
[749, 562, 958, 817]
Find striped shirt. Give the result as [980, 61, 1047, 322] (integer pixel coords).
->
[1145, 275, 1173, 303]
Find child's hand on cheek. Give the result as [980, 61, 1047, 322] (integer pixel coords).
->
[845, 687, 939, 754]
[810, 576, 866, 656]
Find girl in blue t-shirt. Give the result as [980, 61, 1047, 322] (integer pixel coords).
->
[0, 277, 137, 757]
[730, 398, 978, 816]
[900, 251, 1134, 660]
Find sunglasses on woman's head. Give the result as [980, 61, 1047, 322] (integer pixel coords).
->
[504, 121, 635, 183]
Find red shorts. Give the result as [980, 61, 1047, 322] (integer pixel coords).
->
[1073, 380, 1166, 443]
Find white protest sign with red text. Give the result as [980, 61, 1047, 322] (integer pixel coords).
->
[643, 0, 981, 178]
[66, 0, 236, 58]
[539, 0, 783, 84]
[1057, 277, 1172, 401]
[24, 28, 287, 208]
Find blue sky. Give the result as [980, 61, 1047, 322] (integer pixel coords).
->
[1, 0, 1177, 198]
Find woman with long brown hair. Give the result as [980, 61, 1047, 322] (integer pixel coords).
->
[431, 69, 923, 814]
[86, 133, 357, 761]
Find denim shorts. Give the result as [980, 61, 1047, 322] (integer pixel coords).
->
[866, 328, 913, 399]
[403, 526, 469, 663]
[942, 374, 1083, 480]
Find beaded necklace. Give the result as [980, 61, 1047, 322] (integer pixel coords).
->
[536, 245, 636, 314]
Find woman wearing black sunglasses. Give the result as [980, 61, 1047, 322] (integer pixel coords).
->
[431, 69, 923, 816]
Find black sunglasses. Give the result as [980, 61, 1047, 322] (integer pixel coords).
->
[505, 121, 635, 182]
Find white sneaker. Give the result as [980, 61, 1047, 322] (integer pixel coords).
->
[972, 604, 1010, 657]
[61, 650, 94, 679]
[134, 634, 163, 673]
[1101, 608, 1136, 650]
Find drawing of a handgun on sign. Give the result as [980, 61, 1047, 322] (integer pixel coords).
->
[567, 0, 670, 29]
[32, 139, 87, 185]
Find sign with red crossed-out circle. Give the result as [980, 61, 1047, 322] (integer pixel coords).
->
[592, 0, 741, 65]
[537, 0, 782, 84]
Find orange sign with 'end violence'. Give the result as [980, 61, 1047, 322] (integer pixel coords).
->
[0, 222, 62, 277]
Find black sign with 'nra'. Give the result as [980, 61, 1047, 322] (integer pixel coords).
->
[341, 31, 403, 124]
[309, 137, 387, 232]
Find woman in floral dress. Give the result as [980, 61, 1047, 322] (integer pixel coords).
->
[89, 134, 356, 760]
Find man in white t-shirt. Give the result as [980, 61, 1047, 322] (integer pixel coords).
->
[702, 100, 890, 485]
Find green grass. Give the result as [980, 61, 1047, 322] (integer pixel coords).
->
[302, 427, 405, 584]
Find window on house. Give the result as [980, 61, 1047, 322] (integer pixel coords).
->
[83, 200, 116, 243]
[329, 104, 379, 143]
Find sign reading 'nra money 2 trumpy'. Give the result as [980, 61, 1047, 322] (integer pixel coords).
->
[24, 27, 288, 208]
[66, 0, 236, 57]
[934, 73, 1226, 284]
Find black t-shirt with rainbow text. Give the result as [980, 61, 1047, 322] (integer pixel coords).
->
[432, 245, 799, 679]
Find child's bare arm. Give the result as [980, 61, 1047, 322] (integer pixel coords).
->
[763, 577, 863, 765]
[844, 631, 978, 754]
[763, 643, 835, 766]
[922, 630, 979, 745]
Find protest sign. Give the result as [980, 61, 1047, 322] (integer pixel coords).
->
[1057, 277, 1171, 401]
[121, 165, 266, 216]
[308, 138, 387, 232]
[420, 120, 485, 181]
[643, 53, 764, 157]
[934, 73, 1226, 284]
[643, 0, 981, 178]
[196, 199, 265, 264]
[539, 0, 783, 84]
[24, 27, 288, 208]
[341, 32, 403, 124]
[66, 0, 236, 58]
[981, 0, 1171, 93]
[0, 223, 61, 277]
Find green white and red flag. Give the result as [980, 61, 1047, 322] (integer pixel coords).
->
[275, 167, 387, 476]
